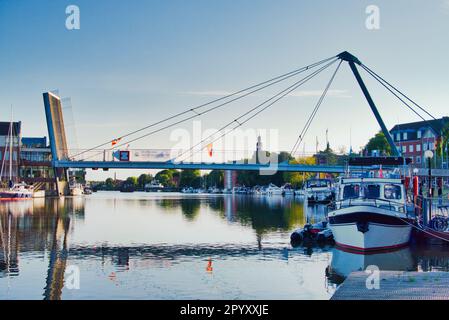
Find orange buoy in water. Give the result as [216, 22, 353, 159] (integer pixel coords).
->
[206, 258, 213, 273]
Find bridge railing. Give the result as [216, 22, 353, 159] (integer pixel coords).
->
[65, 148, 322, 164]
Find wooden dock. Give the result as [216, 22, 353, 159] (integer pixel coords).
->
[331, 271, 449, 300]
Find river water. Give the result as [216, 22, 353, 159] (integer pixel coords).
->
[0, 192, 448, 300]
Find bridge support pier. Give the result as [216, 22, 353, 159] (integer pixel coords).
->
[224, 170, 237, 192]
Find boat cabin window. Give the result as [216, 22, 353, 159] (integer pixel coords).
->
[307, 180, 330, 188]
[362, 184, 381, 199]
[343, 184, 360, 199]
[342, 183, 381, 199]
[384, 184, 402, 200]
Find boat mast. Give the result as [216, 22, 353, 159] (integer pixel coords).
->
[9, 106, 13, 186]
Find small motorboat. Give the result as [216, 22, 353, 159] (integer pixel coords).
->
[83, 186, 93, 195]
[181, 187, 195, 194]
[266, 183, 283, 196]
[290, 221, 334, 245]
[281, 183, 295, 196]
[0, 182, 34, 200]
[144, 180, 164, 192]
[303, 178, 334, 204]
[0, 115, 34, 201]
[328, 177, 414, 252]
[208, 186, 222, 194]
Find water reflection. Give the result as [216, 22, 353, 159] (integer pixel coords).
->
[1, 193, 449, 299]
[0, 199, 79, 300]
[326, 247, 416, 285]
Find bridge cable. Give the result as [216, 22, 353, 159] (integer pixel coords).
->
[72, 55, 337, 159]
[360, 64, 441, 134]
[360, 63, 437, 120]
[76, 56, 336, 161]
[289, 60, 343, 158]
[175, 59, 339, 163]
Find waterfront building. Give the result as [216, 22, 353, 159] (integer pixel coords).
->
[20, 136, 55, 191]
[390, 117, 449, 167]
[0, 121, 21, 182]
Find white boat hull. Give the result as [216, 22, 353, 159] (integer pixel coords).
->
[329, 206, 412, 252]
[70, 188, 83, 196]
[0, 190, 33, 200]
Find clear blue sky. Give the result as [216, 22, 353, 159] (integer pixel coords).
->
[1, 0, 448, 179]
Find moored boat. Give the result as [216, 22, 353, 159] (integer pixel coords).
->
[266, 183, 282, 196]
[281, 183, 295, 196]
[328, 177, 414, 252]
[0, 182, 33, 200]
[303, 178, 334, 204]
[144, 180, 164, 192]
[0, 115, 34, 201]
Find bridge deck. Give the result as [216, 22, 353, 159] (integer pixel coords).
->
[54, 160, 348, 173]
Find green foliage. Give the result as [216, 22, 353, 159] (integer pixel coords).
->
[204, 170, 224, 188]
[365, 131, 391, 155]
[138, 173, 153, 188]
[436, 123, 449, 157]
[315, 145, 339, 165]
[179, 170, 201, 188]
[125, 176, 138, 187]
[155, 169, 179, 187]
[104, 177, 116, 190]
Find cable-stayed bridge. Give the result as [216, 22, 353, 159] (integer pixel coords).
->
[43, 51, 443, 183]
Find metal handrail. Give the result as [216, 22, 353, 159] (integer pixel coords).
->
[330, 197, 406, 212]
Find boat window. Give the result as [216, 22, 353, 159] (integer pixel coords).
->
[384, 184, 402, 200]
[343, 184, 360, 199]
[307, 180, 330, 188]
[363, 184, 380, 199]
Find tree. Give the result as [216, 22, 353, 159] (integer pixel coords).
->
[105, 178, 115, 190]
[138, 173, 153, 189]
[365, 131, 391, 156]
[155, 169, 179, 187]
[179, 170, 201, 188]
[125, 176, 138, 187]
[315, 145, 339, 165]
[287, 156, 317, 188]
[205, 170, 224, 188]
[437, 123, 449, 158]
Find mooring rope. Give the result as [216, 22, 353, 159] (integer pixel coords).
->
[395, 214, 449, 244]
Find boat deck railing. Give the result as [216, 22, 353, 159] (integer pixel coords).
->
[331, 197, 408, 214]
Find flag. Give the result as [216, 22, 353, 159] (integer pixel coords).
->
[207, 143, 213, 157]
[111, 137, 122, 147]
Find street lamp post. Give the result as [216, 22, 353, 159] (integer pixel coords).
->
[424, 150, 434, 226]
[446, 139, 449, 169]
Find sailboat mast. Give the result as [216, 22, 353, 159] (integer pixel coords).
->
[9, 106, 13, 183]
